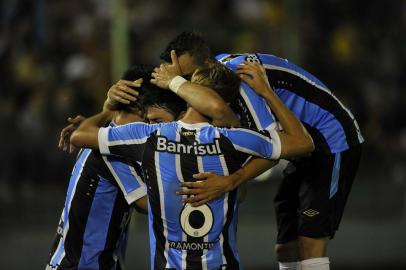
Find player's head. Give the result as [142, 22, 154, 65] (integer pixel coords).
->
[117, 65, 155, 116]
[141, 87, 187, 124]
[191, 61, 240, 104]
[160, 31, 214, 76]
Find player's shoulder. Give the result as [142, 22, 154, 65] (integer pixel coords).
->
[216, 52, 299, 71]
[156, 121, 179, 133]
[216, 52, 282, 64]
[257, 53, 329, 89]
[116, 121, 169, 130]
[215, 126, 256, 136]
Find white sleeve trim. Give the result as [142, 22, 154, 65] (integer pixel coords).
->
[269, 130, 281, 159]
[98, 127, 110, 155]
[125, 186, 147, 205]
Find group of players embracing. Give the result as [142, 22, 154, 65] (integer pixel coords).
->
[46, 31, 363, 270]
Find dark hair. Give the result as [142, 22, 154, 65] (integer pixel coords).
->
[116, 65, 156, 113]
[191, 62, 240, 103]
[160, 31, 213, 66]
[141, 87, 187, 119]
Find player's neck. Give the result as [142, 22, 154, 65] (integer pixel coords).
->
[180, 107, 209, 124]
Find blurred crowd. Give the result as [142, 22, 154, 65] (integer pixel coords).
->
[0, 0, 405, 205]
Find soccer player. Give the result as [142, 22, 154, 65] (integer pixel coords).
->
[69, 62, 314, 269]
[157, 32, 364, 270]
[46, 65, 186, 270]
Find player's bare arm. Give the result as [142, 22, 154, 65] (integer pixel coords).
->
[59, 79, 142, 152]
[150, 50, 239, 127]
[70, 78, 144, 148]
[237, 61, 315, 157]
[133, 196, 148, 213]
[178, 158, 277, 206]
[70, 110, 113, 149]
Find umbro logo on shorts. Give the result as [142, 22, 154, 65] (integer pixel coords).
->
[303, 209, 320, 217]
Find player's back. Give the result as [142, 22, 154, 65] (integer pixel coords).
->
[217, 53, 364, 153]
[99, 120, 281, 269]
[141, 121, 250, 270]
[47, 146, 143, 270]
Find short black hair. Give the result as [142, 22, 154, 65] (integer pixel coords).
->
[116, 65, 156, 113]
[191, 62, 240, 104]
[141, 87, 186, 119]
[160, 31, 213, 66]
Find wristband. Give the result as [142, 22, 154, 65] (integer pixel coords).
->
[169, 76, 187, 93]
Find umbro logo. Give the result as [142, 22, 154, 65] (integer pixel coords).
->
[182, 131, 196, 136]
[303, 209, 320, 217]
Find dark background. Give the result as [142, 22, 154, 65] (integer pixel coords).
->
[0, 0, 405, 269]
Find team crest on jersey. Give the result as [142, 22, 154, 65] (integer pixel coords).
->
[245, 54, 262, 64]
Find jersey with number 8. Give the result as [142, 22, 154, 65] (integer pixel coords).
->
[97, 120, 281, 270]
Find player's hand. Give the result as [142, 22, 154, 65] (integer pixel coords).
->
[58, 115, 86, 153]
[105, 79, 142, 110]
[176, 172, 235, 206]
[151, 50, 182, 89]
[236, 61, 272, 96]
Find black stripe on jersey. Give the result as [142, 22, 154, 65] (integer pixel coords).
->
[218, 135, 247, 269]
[98, 191, 131, 270]
[266, 69, 361, 149]
[230, 95, 259, 131]
[302, 123, 330, 153]
[221, 189, 239, 269]
[179, 128, 204, 270]
[142, 136, 168, 270]
[59, 152, 100, 269]
[108, 144, 146, 162]
[48, 218, 64, 266]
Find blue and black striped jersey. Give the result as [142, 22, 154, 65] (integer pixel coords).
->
[47, 123, 146, 270]
[106, 121, 147, 205]
[98, 120, 282, 269]
[217, 53, 364, 153]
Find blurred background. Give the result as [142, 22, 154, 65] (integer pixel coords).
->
[1, 0, 405, 269]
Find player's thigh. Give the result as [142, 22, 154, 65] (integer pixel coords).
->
[297, 145, 361, 239]
[329, 144, 362, 233]
[274, 162, 302, 244]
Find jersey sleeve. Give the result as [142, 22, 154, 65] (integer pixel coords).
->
[102, 156, 146, 205]
[98, 122, 161, 162]
[218, 128, 281, 160]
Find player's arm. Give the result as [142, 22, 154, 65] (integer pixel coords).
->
[63, 79, 143, 151]
[174, 80, 239, 127]
[72, 119, 158, 163]
[178, 157, 276, 206]
[150, 50, 239, 127]
[70, 110, 114, 149]
[177, 124, 306, 206]
[237, 61, 314, 157]
[133, 196, 148, 214]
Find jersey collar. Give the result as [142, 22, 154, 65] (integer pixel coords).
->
[177, 120, 211, 129]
